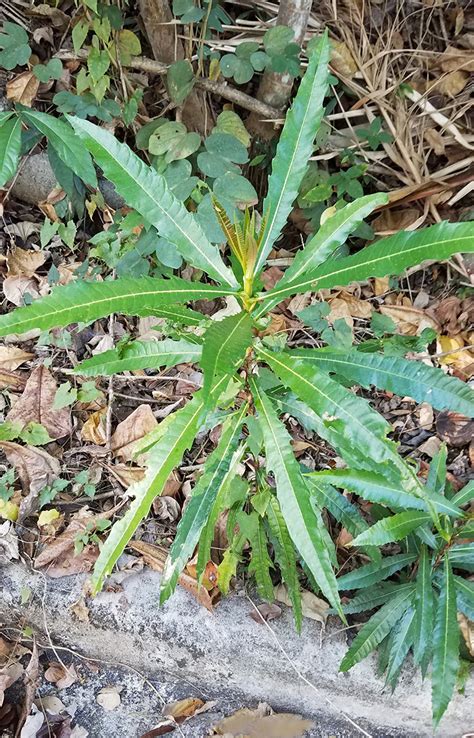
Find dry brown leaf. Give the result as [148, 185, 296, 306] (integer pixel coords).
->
[438, 45, 474, 72]
[7, 247, 46, 278]
[250, 602, 283, 624]
[261, 266, 284, 291]
[212, 705, 313, 737]
[424, 128, 446, 155]
[274, 583, 329, 625]
[379, 304, 439, 335]
[458, 613, 474, 657]
[44, 662, 78, 689]
[2, 276, 41, 306]
[107, 463, 146, 488]
[373, 276, 390, 296]
[0, 521, 19, 561]
[111, 404, 158, 462]
[331, 40, 357, 77]
[0, 346, 33, 371]
[34, 508, 100, 577]
[329, 291, 372, 320]
[0, 442, 60, 521]
[436, 411, 474, 447]
[6, 365, 71, 440]
[164, 698, 204, 723]
[0, 369, 27, 391]
[434, 70, 469, 96]
[16, 642, 39, 736]
[96, 686, 122, 711]
[70, 597, 90, 623]
[139, 721, 176, 737]
[6, 72, 40, 106]
[81, 409, 107, 445]
[0, 662, 23, 707]
[372, 208, 421, 234]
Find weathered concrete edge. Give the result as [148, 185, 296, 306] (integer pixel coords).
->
[0, 562, 470, 737]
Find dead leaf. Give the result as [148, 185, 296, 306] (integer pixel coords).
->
[438, 45, 474, 73]
[417, 435, 442, 458]
[424, 128, 446, 155]
[458, 613, 474, 657]
[7, 247, 46, 278]
[212, 704, 313, 737]
[418, 403, 434, 430]
[111, 404, 158, 462]
[81, 409, 107, 445]
[70, 598, 90, 623]
[0, 662, 23, 707]
[96, 686, 121, 711]
[329, 291, 372, 321]
[164, 698, 204, 723]
[274, 584, 329, 625]
[331, 41, 358, 77]
[250, 602, 282, 624]
[0, 369, 27, 391]
[438, 335, 473, 373]
[436, 411, 474, 447]
[34, 508, 101, 577]
[379, 304, 439, 335]
[16, 642, 39, 737]
[107, 463, 145, 488]
[6, 365, 71, 439]
[0, 442, 60, 521]
[373, 276, 390, 296]
[139, 721, 176, 737]
[3, 276, 41, 306]
[6, 72, 40, 107]
[434, 70, 469, 96]
[0, 346, 33, 371]
[261, 266, 284, 291]
[372, 208, 422, 234]
[44, 662, 77, 690]
[0, 520, 19, 561]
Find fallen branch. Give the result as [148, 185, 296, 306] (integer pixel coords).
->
[56, 50, 283, 121]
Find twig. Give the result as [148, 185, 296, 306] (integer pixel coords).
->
[56, 50, 282, 120]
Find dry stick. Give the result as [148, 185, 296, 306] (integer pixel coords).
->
[56, 50, 282, 121]
[245, 594, 373, 738]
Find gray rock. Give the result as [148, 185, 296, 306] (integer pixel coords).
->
[0, 562, 470, 737]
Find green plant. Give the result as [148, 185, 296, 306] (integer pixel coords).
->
[0, 32, 473, 725]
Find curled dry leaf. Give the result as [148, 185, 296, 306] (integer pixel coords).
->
[34, 508, 101, 577]
[81, 409, 107, 445]
[0, 521, 19, 561]
[106, 463, 145, 488]
[7, 248, 46, 278]
[0, 369, 27, 391]
[0, 442, 60, 521]
[0, 346, 33, 372]
[44, 662, 78, 689]
[111, 404, 158, 462]
[139, 721, 176, 737]
[458, 613, 474, 657]
[436, 411, 474, 447]
[330, 41, 358, 77]
[6, 72, 40, 107]
[379, 303, 439, 335]
[164, 698, 205, 723]
[96, 686, 122, 712]
[212, 704, 313, 738]
[2, 276, 41, 306]
[274, 583, 329, 625]
[0, 662, 23, 707]
[6, 365, 72, 440]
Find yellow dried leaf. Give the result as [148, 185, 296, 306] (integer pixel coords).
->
[81, 409, 107, 445]
[7, 247, 46, 278]
[0, 500, 19, 522]
[38, 508, 60, 526]
[331, 41, 358, 77]
[6, 72, 40, 107]
[0, 345, 33, 371]
[434, 70, 469, 97]
[437, 334, 473, 371]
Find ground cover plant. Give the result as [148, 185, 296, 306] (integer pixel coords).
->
[1, 7, 474, 732]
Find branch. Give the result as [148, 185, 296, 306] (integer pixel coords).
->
[56, 50, 283, 121]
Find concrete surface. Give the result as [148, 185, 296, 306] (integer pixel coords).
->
[0, 562, 471, 737]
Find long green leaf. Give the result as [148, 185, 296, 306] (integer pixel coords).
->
[254, 32, 330, 274]
[342, 583, 413, 614]
[250, 377, 343, 617]
[307, 469, 461, 517]
[337, 553, 417, 590]
[351, 512, 431, 547]
[258, 347, 413, 484]
[287, 348, 474, 417]
[385, 606, 416, 688]
[259, 194, 386, 314]
[413, 545, 433, 673]
[68, 116, 237, 287]
[21, 110, 97, 185]
[0, 277, 236, 338]
[431, 557, 459, 727]
[76, 339, 202, 376]
[454, 576, 474, 620]
[160, 405, 247, 603]
[0, 117, 21, 187]
[451, 480, 474, 509]
[266, 495, 302, 630]
[201, 312, 253, 403]
[91, 393, 205, 593]
[147, 304, 208, 326]
[339, 585, 415, 672]
[305, 476, 370, 539]
[427, 445, 447, 495]
[248, 515, 275, 601]
[448, 542, 474, 571]
[255, 221, 474, 315]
